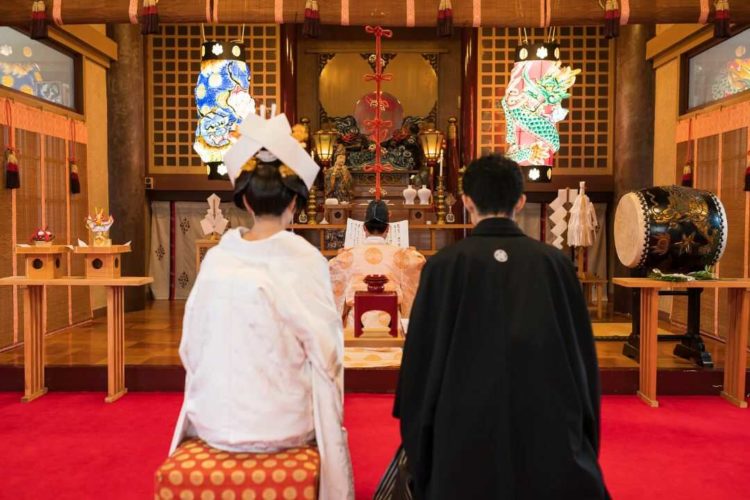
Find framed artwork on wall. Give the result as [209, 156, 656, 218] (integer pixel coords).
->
[682, 27, 750, 114]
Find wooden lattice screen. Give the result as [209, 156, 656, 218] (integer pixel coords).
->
[147, 24, 280, 175]
[477, 27, 614, 174]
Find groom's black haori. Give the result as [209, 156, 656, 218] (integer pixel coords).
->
[391, 155, 609, 499]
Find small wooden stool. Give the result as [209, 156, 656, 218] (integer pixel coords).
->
[155, 438, 320, 500]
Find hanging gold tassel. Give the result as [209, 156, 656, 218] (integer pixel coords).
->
[30, 1, 49, 40]
[303, 0, 321, 38]
[604, 0, 620, 39]
[681, 162, 693, 188]
[714, 0, 731, 39]
[5, 149, 20, 190]
[437, 0, 454, 38]
[141, 0, 160, 35]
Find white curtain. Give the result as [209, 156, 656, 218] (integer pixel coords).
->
[516, 203, 542, 240]
[149, 200, 252, 299]
[149, 201, 171, 300]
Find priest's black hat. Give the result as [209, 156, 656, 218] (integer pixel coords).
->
[365, 200, 389, 225]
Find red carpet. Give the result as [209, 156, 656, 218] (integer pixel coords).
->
[0, 393, 749, 499]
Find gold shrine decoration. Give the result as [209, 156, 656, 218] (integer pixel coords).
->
[2, 1, 750, 25]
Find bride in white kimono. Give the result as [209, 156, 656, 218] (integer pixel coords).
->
[170, 111, 354, 500]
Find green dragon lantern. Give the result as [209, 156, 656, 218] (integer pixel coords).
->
[501, 41, 579, 182]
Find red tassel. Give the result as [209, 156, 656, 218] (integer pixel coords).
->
[141, 0, 160, 35]
[681, 162, 693, 188]
[714, 1, 731, 39]
[604, 0, 620, 39]
[30, 1, 48, 40]
[437, 0, 454, 38]
[70, 160, 80, 194]
[303, 0, 320, 39]
[5, 149, 20, 190]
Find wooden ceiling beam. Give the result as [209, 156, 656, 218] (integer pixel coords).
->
[1, 0, 749, 27]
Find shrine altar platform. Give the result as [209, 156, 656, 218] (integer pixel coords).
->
[0, 300, 746, 396]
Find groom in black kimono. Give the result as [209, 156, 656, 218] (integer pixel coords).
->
[393, 155, 608, 499]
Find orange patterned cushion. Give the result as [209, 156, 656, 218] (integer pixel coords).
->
[154, 438, 320, 500]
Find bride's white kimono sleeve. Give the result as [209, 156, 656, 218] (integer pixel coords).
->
[279, 253, 355, 500]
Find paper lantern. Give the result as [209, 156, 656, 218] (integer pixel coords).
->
[194, 41, 255, 180]
[501, 41, 579, 183]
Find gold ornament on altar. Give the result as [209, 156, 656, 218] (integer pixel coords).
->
[85, 208, 115, 247]
[325, 145, 354, 203]
[292, 123, 309, 148]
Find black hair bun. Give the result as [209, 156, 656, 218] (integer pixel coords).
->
[232, 160, 308, 215]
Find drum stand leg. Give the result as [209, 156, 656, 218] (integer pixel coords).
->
[622, 289, 641, 360]
[623, 288, 713, 368]
[673, 288, 713, 368]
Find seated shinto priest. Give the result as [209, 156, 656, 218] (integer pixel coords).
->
[329, 200, 426, 334]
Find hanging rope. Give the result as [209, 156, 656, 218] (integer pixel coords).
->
[128, 0, 139, 24]
[363, 26, 394, 200]
[52, 0, 63, 26]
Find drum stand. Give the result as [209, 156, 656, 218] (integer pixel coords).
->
[623, 288, 713, 368]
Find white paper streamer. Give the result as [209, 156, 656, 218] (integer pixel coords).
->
[567, 181, 598, 248]
[548, 188, 570, 249]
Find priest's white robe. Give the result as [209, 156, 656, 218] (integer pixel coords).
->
[170, 228, 354, 500]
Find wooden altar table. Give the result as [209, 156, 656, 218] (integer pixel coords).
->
[0, 276, 153, 403]
[290, 223, 473, 257]
[614, 278, 750, 408]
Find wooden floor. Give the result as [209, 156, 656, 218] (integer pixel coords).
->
[0, 300, 731, 370]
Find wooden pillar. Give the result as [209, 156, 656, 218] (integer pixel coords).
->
[280, 24, 298, 125]
[107, 24, 147, 312]
[611, 25, 656, 313]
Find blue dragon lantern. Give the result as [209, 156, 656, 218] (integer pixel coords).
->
[193, 41, 255, 180]
[501, 41, 579, 181]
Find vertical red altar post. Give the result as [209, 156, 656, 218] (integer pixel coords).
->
[363, 26, 394, 201]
